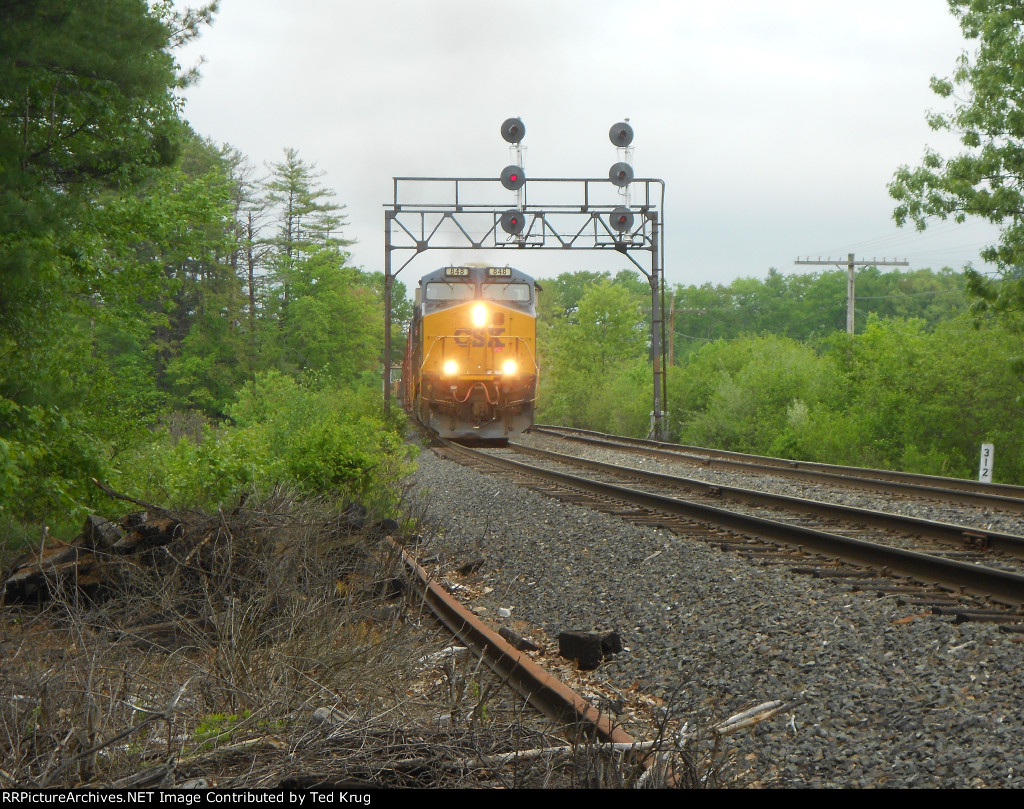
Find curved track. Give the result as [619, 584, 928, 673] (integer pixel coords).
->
[532, 425, 1024, 513]
[433, 437, 1024, 626]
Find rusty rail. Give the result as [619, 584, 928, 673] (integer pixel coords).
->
[388, 538, 637, 745]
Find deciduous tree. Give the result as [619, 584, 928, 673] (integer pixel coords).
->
[889, 0, 1024, 327]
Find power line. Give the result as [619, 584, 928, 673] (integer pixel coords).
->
[795, 253, 909, 334]
[856, 288, 963, 300]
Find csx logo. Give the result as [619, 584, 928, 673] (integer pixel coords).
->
[454, 327, 505, 348]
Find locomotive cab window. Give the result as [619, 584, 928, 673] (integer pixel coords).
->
[425, 282, 476, 301]
[481, 283, 531, 302]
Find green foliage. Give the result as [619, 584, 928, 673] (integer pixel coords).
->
[128, 373, 417, 514]
[670, 267, 967, 358]
[0, 0, 184, 199]
[667, 318, 1024, 482]
[264, 147, 352, 258]
[0, 0, 216, 530]
[193, 710, 251, 750]
[276, 256, 382, 381]
[0, 2, 410, 543]
[538, 277, 651, 433]
[889, 0, 1024, 331]
[668, 335, 840, 455]
[825, 317, 1024, 478]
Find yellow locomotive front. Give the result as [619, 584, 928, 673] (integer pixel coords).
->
[408, 265, 538, 441]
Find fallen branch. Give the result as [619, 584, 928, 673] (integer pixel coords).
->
[39, 680, 191, 787]
[321, 739, 661, 776]
[90, 478, 169, 515]
[177, 736, 288, 767]
[109, 763, 173, 789]
[714, 700, 787, 736]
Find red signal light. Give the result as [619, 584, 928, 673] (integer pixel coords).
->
[500, 165, 526, 191]
[500, 209, 525, 234]
[610, 206, 633, 232]
[609, 161, 634, 187]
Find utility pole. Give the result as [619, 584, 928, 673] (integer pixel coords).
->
[666, 291, 705, 367]
[795, 254, 909, 334]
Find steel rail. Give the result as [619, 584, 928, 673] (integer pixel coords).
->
[439, 441, 1024, 608]
[507, 442, 1024, 560]
[531, 426, 1024, 513]
[534, 424, 1024, 497]
[388, 538, 638, 746]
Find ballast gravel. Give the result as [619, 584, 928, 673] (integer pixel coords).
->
[408, 443, 1024, 789]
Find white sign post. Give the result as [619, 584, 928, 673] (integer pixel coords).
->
[979, 443, 994, 483]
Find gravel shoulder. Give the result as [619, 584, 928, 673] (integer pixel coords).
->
[408, 441, 1024, 788]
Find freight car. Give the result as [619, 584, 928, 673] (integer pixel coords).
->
[403, 265, 538, 442]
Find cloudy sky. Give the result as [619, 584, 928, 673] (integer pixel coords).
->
[173, 0, 996, 289]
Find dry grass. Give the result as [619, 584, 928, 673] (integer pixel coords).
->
[0, 490, 730, 788]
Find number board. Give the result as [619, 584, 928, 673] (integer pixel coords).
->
[979, 443, 994, 483]
[445, 267, 469, 277]
[487, 267, 512, 277]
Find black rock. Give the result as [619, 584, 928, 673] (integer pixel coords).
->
[558, 631, 605, 670]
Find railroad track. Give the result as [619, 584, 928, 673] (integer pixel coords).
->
[532, 425, 1024, 515]
[431, 437, 1024, 632]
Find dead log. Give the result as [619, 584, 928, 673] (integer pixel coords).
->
[82, 515, 124, 550]
[2, 543, 102, 604]
[110, 517, 183, 554]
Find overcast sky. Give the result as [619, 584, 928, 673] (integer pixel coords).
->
[173, 0, 997, 289]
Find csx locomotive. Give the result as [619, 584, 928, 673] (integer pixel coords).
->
[403, 265, 538, 441]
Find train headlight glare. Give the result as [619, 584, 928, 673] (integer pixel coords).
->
[443, 360, 458, 376]
[471, 303, 488, 328]
[502, 359, 518, 376]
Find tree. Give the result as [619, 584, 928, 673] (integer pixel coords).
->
[222, 147, 273, 372]
[263, 148, 352, 313]
[889, 1, 1024, 326]
[540, 279, 650, 432]
[0, 0, 216, 523]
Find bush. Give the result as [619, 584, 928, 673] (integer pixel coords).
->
[668, 335, 839, 455]
[121, 372, 417, 515]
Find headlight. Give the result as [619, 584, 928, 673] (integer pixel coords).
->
[502, 359, 517, 376]
[471, 303, 488, 328]
[443, 360, 458, 376]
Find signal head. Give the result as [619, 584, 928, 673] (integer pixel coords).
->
[609, 121, 634, 147]
[609, 161, 633, 187]
[500, 165, 526, 191]
[501, 117, 526, 144]
[609, 206, 634, 232]
[500, 209, 526, 235]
